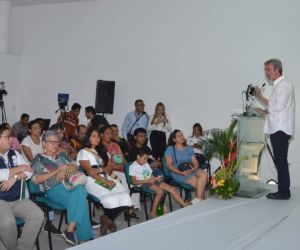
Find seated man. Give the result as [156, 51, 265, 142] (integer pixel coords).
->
[0, 124, 44, 250]
[11, 113, 30, 142]
[69, 124, 87, 152]
[57, 103, 81, 138]
[127, 128, 163, 176]
[85, 106, 109, 130]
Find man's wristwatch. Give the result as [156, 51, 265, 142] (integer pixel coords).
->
[13, 175, 18, 181]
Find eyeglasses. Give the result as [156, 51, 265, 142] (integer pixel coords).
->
[45, 140, 60, 145]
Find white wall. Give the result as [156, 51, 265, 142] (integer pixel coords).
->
[0, 53, 21, 123]
[7, 0, 300, 186]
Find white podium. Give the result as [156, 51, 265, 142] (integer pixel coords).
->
[233, 114, 270, 198]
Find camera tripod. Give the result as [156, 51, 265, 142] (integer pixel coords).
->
[0, 99, 7, 123]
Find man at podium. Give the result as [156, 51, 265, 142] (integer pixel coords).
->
[255, 59, 295, 200]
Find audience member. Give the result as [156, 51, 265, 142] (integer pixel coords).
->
[121, 99, 149, 144]
[32, 131, 93, 245]
[85, 106, 109, 130]
[148, 102, 172, 160]
[57, 103, 81, 138]
[11, 113, 29, 142]
[21, 119, 43, 164]
[100, 125, 140, 212]
[0, 124, 44, 250]
[130, 147, 189, 218]
[186, 123, 207, 165]
[77, 128, 132, 236]
[69, 124, 87, 152]
[110, 124, 130, 161]
[127, 128, 163, 177]
[1, 123, 21, 152]
[165, 130, 208, 204]
[49, 124, 77, 160]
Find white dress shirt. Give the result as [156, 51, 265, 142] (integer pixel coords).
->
[0, 150, 32, 182]
[264, 75, 295, 136]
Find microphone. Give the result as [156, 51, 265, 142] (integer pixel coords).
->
[247, 83, 266, 114]
[246, 84, 252, 101]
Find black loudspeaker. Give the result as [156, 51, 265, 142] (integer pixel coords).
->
[95, 80, 115, 114]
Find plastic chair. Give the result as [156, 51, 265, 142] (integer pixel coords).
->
[27, 180, 66, 250]
[124, 162, 172, 220]
[15, 217, 40, 250]
[161, 158, 195, 201]
[79, 166, 131, 227]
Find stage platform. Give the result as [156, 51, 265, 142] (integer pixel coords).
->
[70, 185, 300, 250]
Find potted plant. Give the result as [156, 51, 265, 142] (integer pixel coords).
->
[205, 120, 244, 199]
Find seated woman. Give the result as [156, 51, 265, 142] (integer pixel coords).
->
[186, 123, 207, 166]
[77, 128, 132, 236]
[165, 130, 208, 204]
[31, 130, 93, 245]
[110, 124, 130, 161]
[49, 124, 77, 160]
[21, 119, 43, 164]
[100, 125, 140, 212]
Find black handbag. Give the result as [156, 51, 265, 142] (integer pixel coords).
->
[172, 146, 193, 172]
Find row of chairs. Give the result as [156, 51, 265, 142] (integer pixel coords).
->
[18, 159, 210, 250]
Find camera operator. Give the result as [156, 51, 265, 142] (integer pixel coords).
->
[57, 103, 81, 138]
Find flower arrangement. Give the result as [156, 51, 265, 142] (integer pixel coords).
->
[205, 120, 244, 199]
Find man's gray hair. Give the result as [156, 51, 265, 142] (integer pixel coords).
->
[264, 58, 283, 75]
[42, 130, 59, 142]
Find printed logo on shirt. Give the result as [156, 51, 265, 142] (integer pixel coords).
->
[142, 167, 151, 180]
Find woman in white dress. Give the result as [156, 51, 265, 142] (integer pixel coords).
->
[77, 128, 132, 236]
[21, 119, 43, 164]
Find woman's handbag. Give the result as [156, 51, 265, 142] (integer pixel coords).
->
[173, 146, 193, 172]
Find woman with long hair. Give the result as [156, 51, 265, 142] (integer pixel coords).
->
[148, 102, 172, 160]
[165, 130, 208, 204]
[77, 128, 132, 235]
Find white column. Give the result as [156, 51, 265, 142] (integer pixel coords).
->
[0, 0, 11, 53]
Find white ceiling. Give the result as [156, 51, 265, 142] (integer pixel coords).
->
[8, 0, 95, 6]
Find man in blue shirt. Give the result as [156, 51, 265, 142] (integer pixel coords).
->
[121, 99, 149, 141]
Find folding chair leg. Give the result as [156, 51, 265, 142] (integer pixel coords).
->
[185, 190, 192, 202]
[143, 193, 149, 221]
[46, 208, 53, 250]
[92, 203, 96, 217]
[64, 212, 67, 224]
[88, 200, 93, 223]
[168, 193, 173, 212]
[126, 207, 131, 227]
[35, 236, 40, 250]
[179, 187, 183, 198]
[58, 213, 64, 231]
